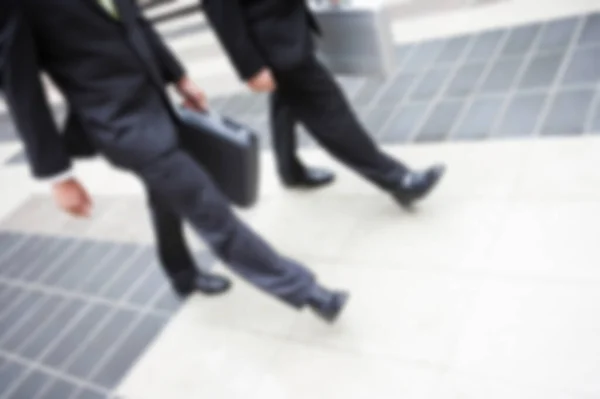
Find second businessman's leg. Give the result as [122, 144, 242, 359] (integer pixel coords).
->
[274, 58, 445, 206]
[270, 91, 335, 188]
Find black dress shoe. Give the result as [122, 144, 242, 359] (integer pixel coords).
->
[393, 164, 446, 208]
[174, 273, 232, 297]
[283, 167, 336, 189]
[307, 285, 350, 323]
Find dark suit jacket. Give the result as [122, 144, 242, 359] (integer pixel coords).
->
[0, 0, 185, 178]
[202, 0, 320, 81]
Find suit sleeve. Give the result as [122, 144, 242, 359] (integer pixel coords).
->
[0, 7, 72, 179]
[134, 7, 186, 84]
[202, 0, 266, 81]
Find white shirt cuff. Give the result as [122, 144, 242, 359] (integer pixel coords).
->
[41, 169, 74, 184]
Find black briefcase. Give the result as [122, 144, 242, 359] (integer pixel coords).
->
[177, 107, 260, 208]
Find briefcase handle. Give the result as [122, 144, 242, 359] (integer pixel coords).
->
[204, 109, 226, 126]
[180, 107, 252, 141]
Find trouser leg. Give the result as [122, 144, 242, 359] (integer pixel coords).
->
[147, 191, 198, 285]
[269, 91, 306, 182]
[274, 58, 408, 191]
[134, 149, 316, 308]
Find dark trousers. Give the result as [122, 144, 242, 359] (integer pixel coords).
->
[132, 151, 314, 308]
[270, 57, 407, 190]
[148, 193, 199, 284]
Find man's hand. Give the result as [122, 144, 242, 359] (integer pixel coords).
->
[176, 76, 208, 111]
[247, 68, 277, 92]
[52, 178, 93, 218]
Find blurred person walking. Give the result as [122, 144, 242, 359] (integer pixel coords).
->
[202, 0, 446, 201]
[0, 0, 348, 322]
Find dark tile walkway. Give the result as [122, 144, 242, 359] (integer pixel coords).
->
[205, 11, 600, 146]
[0, 230, 207, 399]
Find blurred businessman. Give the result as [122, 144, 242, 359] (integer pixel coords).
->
[0, 0, 348, 322]
[203, 0, 446, 203]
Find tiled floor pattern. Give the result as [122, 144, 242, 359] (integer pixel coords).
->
[0, 196, 214, 399]
[3, 10, 600, 165]
[0, 232, 171, 399]
[207, 11, 600, 145]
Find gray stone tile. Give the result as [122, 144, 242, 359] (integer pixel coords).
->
[0, 284, 17, 307]
[0, 116, 17, 142]
[401, 40, 444, 73]
[0, 235, 37, 274]
[0, 234, 26, 272]
[501, 23, 542, 56]
[416, 101, 465, 142]
[2, 295, 64, 352]
[537, 16, 579, 51]
[19, 298, 87, 360]
[376, 73, 416, 106]
[55, 242, 117, 291]
[541, 88, 596, 135]
[0, 291, 44, 342]
[454, 96, 505, 139]
[20, 238, 78, 283]
[101, 247, 156, 300]
[6, 369, 51, 399]
[208, 97, 229, 112]
[72, 388, 107, 399]
[66, 309, 138, 379]
[2, 236, 51, 278]
[5, 150, 26, 165]
[380, 103, 429, 143]
[562, 46, 600, 84]
[221, 94, 255, 116]
[153, 288, 182, 313]
[76, 244, 140, 295]
[360, 106, 396, 139]
[245, 118, 269, 136]
[518, 52, 564, 89]
[0, 286, 27, 320]
[91, 315, 167, 389]
[124, 264, 167, 307]
[466, 29, 507, 61]
[496, 92, 547, 137]
[591, 97, 600, 133]
[41, 303, 113, 369]
[479, 56, 525, 93]
[579, 12, 600, 45]
[37, 378, 77, 399]
[336, 76, 366, 98]
[409, 67, 453, 101]
[395, 44, 413, 65]
[296, 125, 317, 149]
[0, 360, 26, 397]
[26, 238, 78, 283]
[195, 251, 216, 272]
[445, 63, 487, 98]
[353, 78, 387, 107]
[246, 94, 268, 116]
[435, 35, 472, 64]
[0, 232, 18, 250]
